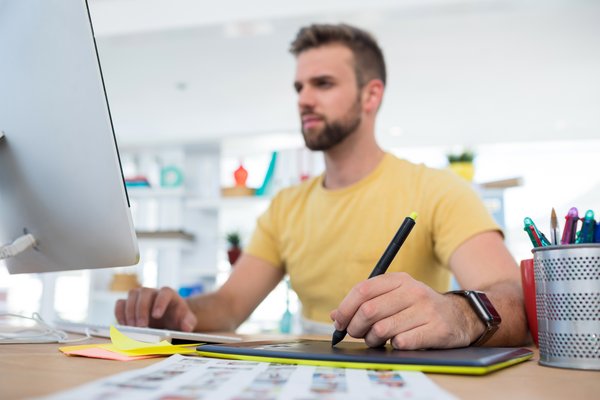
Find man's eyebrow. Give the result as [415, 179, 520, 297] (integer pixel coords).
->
[309, 74, 335, 82]
[294, 74, 337, 91]
[295, 74, 336, 84]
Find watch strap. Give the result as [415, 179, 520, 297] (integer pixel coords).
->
[446, 290, 501, 346]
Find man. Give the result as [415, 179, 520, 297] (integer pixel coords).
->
[115, 23, 529, 349]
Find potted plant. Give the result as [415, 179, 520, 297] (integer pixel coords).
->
[226, 231, 242, 266]
[447, 149, 476, 181]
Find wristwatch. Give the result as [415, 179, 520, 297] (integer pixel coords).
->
[446, 290, 501, 346]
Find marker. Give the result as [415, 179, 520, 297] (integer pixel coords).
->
[331, 212, 418, 346]
[550, 208, 559, 246]
[576, 210, 596, 244]
[561, 207, 579, 245]
[523, 217, 551, 248]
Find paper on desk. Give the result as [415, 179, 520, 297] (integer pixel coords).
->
[58, 344, 159, 361]
[59, 326, 198, 360]
[40, 354, 458, 400]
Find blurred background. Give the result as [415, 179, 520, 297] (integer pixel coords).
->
[1, 0, 599, 334]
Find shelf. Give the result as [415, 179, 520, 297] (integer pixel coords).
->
[136, 230, 194, 240]
[136, 230, 195, 249]
[127, 187, 186, 198]
[478, 177, 523, 190]
[186, 196, 271, 210]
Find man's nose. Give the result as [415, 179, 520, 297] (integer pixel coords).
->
[297, 87, 316, 109]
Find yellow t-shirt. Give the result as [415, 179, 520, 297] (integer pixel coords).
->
[246, 153, 499, 323]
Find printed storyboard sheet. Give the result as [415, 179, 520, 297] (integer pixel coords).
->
[40, 354, 457, 400]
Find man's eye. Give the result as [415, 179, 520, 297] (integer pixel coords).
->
[317, 81, 332, 88]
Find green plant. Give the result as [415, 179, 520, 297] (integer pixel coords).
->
[226, 231, 241, 248]
[447, 149, 475, 163]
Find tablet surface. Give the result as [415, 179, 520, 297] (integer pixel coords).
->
[197, 339, 533, 375]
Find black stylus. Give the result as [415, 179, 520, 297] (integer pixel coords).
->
[331, 212, 418, 346]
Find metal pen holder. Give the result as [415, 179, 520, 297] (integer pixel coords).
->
[532, 244, 600, 370]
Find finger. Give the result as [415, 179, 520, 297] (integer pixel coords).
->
[345, 292, 411, 339]
[124, 288, 140, 326]
[179, 309, 197, 332]
[152, 287, 176, 320]
[168, 295, 196, 332]
[329, 309, 337, 322]
[115, 299, 126, 325]
[134, 288, 158, 327]
[334, 273, 407, 330]
[152, 289, 196, 332]
[363, 306, 427, 348]
[389, 324, 440, 350]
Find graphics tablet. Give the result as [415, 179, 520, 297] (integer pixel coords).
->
[197, 339, 533, 375]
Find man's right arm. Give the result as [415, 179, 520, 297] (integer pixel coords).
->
[114, 253, 284, 332]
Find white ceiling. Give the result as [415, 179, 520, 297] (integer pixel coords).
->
[88, 0, 600, 149]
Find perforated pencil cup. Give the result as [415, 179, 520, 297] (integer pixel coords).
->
[532, 244, 600, 370]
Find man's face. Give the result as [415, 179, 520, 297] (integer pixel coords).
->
[294, 45, 363, 151]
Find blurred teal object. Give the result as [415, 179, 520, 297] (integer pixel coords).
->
[160, 165, 184, 188]
[279, 309, 292, 334]
[279, 278, 292, 334]
[256, 152, 277, 196]
[125, 176, 151, 188]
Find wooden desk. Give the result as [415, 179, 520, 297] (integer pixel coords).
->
[1, 339, 598, 399]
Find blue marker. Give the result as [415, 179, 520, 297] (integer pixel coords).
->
[595, 219, 600, 243]
[576, 210, 596, 244]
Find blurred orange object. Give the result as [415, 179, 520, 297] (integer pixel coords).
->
[110, 273, 141, 292]
[233, 163, 248, 187]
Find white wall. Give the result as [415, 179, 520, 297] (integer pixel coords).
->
[91, 0, 600, 148]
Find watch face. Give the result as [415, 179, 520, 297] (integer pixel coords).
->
[472, 292, 501, 323]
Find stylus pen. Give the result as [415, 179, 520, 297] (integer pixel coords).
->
[331, 212, 418, 346]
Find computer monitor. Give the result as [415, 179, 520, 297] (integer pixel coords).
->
[0, 0, 139, 274]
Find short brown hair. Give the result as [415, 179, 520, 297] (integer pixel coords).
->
[290, 23, 386, 87]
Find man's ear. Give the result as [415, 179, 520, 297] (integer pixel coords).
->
[362, 79, 384, 114]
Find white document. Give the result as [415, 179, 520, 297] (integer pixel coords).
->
[39, 354, 457, 400]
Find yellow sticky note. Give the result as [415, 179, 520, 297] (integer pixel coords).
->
[108, 325, 198, 356]
[60, 326, 199, 360]
[109, 325, 171, 350]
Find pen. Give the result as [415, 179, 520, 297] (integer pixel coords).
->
[550, 208, 559, 246]
[561, 207, 580, 245]
[523, 217, 551, 248]
[576, 210, 596, 244]
[331, 212, 418, 346]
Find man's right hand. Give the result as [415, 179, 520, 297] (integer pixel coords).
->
[114, 287, 198, 332]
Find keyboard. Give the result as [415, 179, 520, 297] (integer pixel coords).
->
[54, 320, 242, 344]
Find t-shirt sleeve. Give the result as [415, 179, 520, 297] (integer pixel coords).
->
[245, 192, 284, 269]
[425, 169, 501, 267]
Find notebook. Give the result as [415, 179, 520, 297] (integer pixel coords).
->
[196, 339, 533, 375]
[55, 320, 241, 344]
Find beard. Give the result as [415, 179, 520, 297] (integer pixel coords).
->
[301, 98, 362, 151]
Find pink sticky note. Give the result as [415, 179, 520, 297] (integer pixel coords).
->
[62, 346, 159, 361]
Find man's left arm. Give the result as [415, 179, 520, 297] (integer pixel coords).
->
[447, 230, 529, 347]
